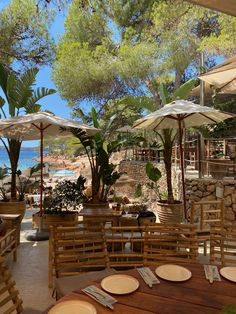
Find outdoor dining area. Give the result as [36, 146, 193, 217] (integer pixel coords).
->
[0, 0, 236, 313]
[44, 217, 236, 313]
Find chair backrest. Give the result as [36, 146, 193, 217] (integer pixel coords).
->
[0, 256, 23, 313]
[48, 223, 109, 287]
[210, 223, 236, 266]
[143, 223, 198, 265]
[191, 200, 224, 231]
[105, 226, 145, 268]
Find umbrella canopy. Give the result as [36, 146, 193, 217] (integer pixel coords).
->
[198, 56, 236, 93]
[133, 100, 233, 130]
[0, 112, 99, 216]
[0, 111, 98, 140]
[186, 0, 236, 17]
[133, 100, 234, 220]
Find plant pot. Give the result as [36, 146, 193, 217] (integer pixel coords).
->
[155, 200, 183, 223]
[82, 202, 109, 209]
[32, 211, 78, 230]
[0, 200, 26, 222]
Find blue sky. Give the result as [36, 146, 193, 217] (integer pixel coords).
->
[0, 2, 70, 146]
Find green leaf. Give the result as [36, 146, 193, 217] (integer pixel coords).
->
[0, 96, 5, 108]
[159, 83, 172, 105]
[25, 87, 56, 112]
[145, 162, 162, 182]
[173, 79, 197, 100]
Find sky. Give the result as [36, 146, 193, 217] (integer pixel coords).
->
[0, 2, 70, 147]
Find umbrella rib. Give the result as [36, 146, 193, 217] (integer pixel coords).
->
[218, 77, 236, 90]
[198, 113, 218, 123]
[32, 123, 51, 131]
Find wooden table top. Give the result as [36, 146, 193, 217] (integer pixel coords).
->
[47, 263, 236, 313]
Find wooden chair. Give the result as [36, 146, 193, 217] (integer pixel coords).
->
[0, 229, 17, 262]
[143, 223, 198, 266]
[48, 223, 109, 288]
[210, 224, 236, 266]
[105, 226, 145, 269]
[190, 199, 224, 255]
[0, 256, 23, 313]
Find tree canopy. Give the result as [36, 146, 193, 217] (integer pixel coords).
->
[0, 0, 55, 68]
[52, 0, 236, 113]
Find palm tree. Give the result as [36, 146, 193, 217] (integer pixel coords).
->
[0, 64, 55, 200]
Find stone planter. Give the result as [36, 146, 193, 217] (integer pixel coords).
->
[155, 201, 183, 223]
[32, 211, 78, 230]
[82, 202, 110, 209]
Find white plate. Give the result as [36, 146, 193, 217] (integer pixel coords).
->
[220, 267, 236, 282]
[155, 264, 192, 282]
[49, 300, 97, 314]
[101, 274, 139, 294]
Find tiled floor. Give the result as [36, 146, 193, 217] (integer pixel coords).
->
[7, 208, 54, 313]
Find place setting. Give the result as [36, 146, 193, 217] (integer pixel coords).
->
[81, 274, 140, 311]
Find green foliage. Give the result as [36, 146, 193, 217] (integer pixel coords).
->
[70, 107, 123, 203]
[0, 63, 55, 199]
[44, 175, 87, 213]
[53, 0, 236, 109]
[0, 0, 54, 67]
[134, 183, 143, 198]
[146, 162, 162, 183]
[221, 305, 236, 314]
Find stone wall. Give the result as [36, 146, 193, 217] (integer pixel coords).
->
[186, 178, 236, 223]
[118, 160, 179, 200]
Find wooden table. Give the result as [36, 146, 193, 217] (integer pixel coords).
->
[0, 214, 21, 245]
[47, 263, 236, 313]
[79, 208, 122, 226]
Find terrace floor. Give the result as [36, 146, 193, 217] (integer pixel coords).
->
[6, 207, 209, 313]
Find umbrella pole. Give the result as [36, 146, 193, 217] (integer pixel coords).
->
[40, 123, 43, 217]
[178, 119, 187, 220]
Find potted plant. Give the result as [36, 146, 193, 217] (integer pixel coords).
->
[140, 80, 197, 222]
[0, 164, 42, 221]
[32, 175, 87, 230]
[70, 107, 123, 209]
[0, 63, 55, 215]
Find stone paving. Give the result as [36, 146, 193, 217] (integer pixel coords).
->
[7, 208, 53, 313]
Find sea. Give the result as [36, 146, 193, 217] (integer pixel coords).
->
[0, 146, 46, 170]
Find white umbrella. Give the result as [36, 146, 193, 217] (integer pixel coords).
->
[186, 0, 236, 17]
[0, 112, 99, 216]
[133, 99, 234, 219]
[198, 56, 236, 93]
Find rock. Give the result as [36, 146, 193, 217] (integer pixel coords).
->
[224, 209, 235, 221]
[207, 185, 215, 193]
[231, 193, 236, 204]
[224, 195, 232, 206]
[192, 186, 198, 191]
[194, 190, 203, 198]
[224, 186, 235, 196]
[232, 204, 236, 212]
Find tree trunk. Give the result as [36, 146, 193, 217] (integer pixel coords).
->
[9, 140, 21, 200]
[163, 131, 174, 203]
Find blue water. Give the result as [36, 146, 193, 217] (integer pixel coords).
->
[0, 146, 45, 170]
[52, 169, 76, 177]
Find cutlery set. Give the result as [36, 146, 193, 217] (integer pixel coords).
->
[82, 285, 117, 310]
[137, 267, 160, 287]
[204, 265, 221, 283]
